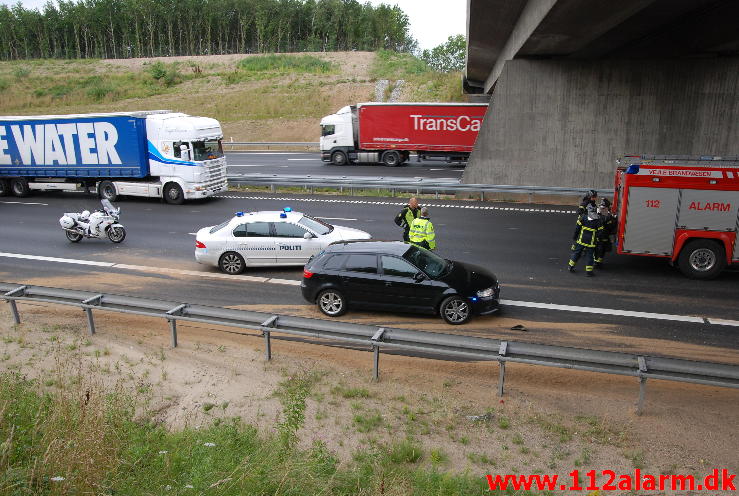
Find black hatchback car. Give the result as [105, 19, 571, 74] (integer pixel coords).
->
[301, 241, 500, 324]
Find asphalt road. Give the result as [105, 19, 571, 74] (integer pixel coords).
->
[1, 192, 738, 357]
[225, 151, 467, 179]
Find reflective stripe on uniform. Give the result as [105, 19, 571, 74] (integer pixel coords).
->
[409, 218, 436, 249]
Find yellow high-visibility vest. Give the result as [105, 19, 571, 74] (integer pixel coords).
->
[409, 217, 436, 250]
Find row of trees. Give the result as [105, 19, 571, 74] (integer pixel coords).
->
[0, 0, 417, 60]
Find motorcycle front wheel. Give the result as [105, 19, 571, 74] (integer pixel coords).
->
[65, 230, 83, 243]
[107, 226, 126, 243]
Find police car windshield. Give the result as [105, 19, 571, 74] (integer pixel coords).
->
[192, 139, 224, 161]
[298, 215, 333, 235]
[402, 245, 450, 278]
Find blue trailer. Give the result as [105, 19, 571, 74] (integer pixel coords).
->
[0, 111, 227, 204]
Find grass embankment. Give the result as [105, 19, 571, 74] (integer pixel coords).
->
[0, 370, 492, 495]
[0, 51, 464, 141]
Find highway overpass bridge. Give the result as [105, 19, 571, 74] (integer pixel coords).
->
[462, 0, 739, 190]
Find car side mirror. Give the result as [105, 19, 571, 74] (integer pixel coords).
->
[303, 232, 314, 239]
[413, 272, 426, 282]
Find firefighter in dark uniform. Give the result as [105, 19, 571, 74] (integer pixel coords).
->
[578, 190, 598, 216]
[594, 198, 616, 268]
[394, 197, 420, 242]
[568, 204, 603, 277]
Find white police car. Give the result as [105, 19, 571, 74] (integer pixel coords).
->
[195, 207, 372, 273]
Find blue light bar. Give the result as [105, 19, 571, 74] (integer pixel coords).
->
[626, 164, 640, 174]
[280, 212, 287, 218]
[284, 206, 292, 212]
[235, 211, 244, 217]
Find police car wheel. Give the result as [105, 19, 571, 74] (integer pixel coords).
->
[317, 289, 347, 317]
[440, 295, 471, 325]
[219, 252, 245, 274]
[678, 239, 725, 280]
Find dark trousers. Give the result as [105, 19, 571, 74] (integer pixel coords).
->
[402, 229, 410, 242]
[569, 244, 594, 272]
[595, 241, 612, 263]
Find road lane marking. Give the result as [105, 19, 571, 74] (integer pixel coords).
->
[0, 201, 49, 206]
[499, 299, 705, 324]
[0, 252, 114, 267]
[1, 252, 735, 326]
[227, 164, 266, 167]
[216, 195, 577, 214]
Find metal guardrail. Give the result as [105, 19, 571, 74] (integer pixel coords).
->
[226, 173, 593, 199]
[224, 141, 319, 150]
[3, 282, 738, 414]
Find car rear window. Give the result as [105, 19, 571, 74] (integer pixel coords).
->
[345, 254, 377, 274]
[322, 254, 347, 270]
[209, 220, 230, 234]
[233, 222, 271, 238]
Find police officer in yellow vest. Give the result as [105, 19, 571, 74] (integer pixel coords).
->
[409, 207, 436, 250]
[394, 197, 420, 242]
[568, 205, 603, 277]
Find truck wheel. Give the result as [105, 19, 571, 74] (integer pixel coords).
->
[678, 239, 726, 280]
[164, 183, 184, 205]
[0, 179, 8, 196]
[330, 151, 348, 166]
[10, 178, 30, 197]
[382, 151, 401, 167]
[98, 181, 118, 201]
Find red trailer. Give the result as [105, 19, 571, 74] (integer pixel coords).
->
[320, 102, 487, 166]
[613, 155, 739, 279]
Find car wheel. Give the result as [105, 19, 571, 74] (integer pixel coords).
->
[440, 295, 471, 325]
[382, 150, 401, 167]
[331, 151, 348, 166]
[0, 179, 8, 197]
[10, 178, 30, 197]
[218, 252, 245, 274]
[98, 180, 118, 201]
[678, 239, 725, 280]
[164, 182, 184, 205]
[317, 289, 347, 317]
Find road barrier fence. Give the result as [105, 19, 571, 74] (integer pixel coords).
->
[3, 282, 738, 415]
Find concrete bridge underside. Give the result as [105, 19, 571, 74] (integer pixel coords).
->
[463, 0, 739, 189]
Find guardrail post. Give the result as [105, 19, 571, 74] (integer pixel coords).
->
[480, 191, 485, 201]
[636, 356, 648, 415]
[81, 295, 103, 335]
[497, 341, 508, 397]
[261, 315, 278, 361]
[370, 328, 386, 381]
[4, 286, 26, 325]
[166, 304, 188, 348]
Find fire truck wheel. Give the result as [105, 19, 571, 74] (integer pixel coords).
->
[677, 239, 726, 280]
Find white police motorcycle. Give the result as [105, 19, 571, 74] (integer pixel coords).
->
[59, 199, 126, 243]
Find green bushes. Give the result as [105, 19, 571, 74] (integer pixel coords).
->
[237, 54, 334, 73]
[0, 371, 493, 495]
[147, 61, 183, 87]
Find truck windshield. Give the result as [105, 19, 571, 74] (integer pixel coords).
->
[192, 139, 224, 161]
[321, 125, 335, 137]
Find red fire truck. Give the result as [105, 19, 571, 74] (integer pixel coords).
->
[612, 155, 739, 279]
